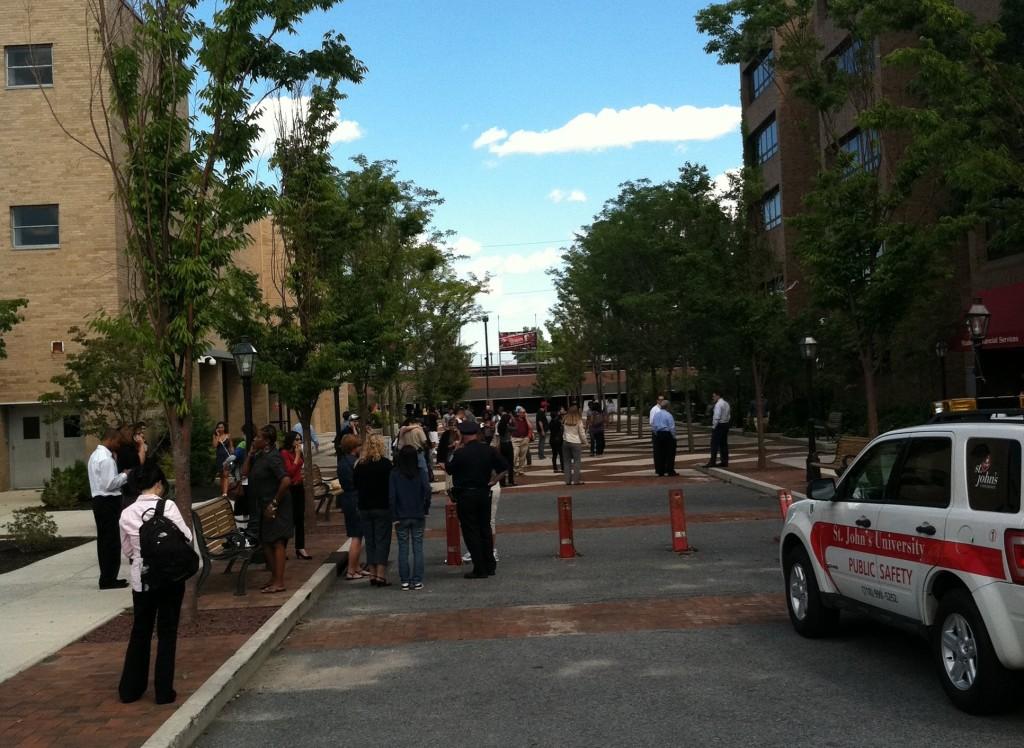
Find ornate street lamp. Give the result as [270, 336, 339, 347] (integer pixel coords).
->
[231, 337, 258, 444]
[799, 336, 820, 481]
[935, 341, 948, 400]
[964, 298, 991, 396]
[482, 314, 491, 405]
[732, 365, 742, 424]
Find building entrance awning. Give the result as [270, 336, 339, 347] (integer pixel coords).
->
[956, 282, 1024, 351]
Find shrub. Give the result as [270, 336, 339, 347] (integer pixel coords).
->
[4, 508, 59, 552]
[40, 461, 91, 509]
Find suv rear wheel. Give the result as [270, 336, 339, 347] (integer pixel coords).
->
[784, 545, 838, 638]
[932, 589, 1016, 714]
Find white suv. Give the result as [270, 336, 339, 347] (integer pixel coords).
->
[780, 416, 1024, 713]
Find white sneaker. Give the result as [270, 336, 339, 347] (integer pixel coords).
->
[493, 548, 499, 562]
[462, 551, 472, 562]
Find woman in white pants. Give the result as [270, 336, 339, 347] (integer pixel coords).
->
[560, 404, 588, 486]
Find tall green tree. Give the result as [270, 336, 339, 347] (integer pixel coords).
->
[0, 299, 27, 360]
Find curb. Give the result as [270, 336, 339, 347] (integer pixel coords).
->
[704, 467, 808, 501]
[142, 542, 349, 748]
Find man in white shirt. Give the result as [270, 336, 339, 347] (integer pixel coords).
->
[88, 427, 133, 589]
[649, 394, 666, 427]
[704, 391, 732, 468]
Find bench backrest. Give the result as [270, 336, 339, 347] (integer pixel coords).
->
[193, 497, 237, 555]
[835, 436, 870, 473]
[827, 412, 843, 429]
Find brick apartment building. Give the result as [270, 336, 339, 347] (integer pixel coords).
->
[741, 0, 1023, 400]
[0, 1, 341, 489]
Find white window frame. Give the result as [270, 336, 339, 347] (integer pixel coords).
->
[11, 205, 60, 250]
[5, 44, 53, 88]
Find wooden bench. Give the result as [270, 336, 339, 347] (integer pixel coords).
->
[814, 411, 843, 441]
[312, 464, 336, 518]
[810, 435, 869, 476]
[192, 497, 257, 596]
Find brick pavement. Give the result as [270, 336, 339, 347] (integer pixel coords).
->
[284, 592, 787, 651]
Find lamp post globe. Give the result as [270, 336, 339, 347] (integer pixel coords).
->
[964, 299, 991, 397]
[799, 335, 818, 362]
[231, 337, 258, 445]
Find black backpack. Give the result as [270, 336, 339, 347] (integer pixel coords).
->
[139, 499, 200, 590]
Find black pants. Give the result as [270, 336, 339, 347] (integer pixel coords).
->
[709, 423, 730, 466]
[92, 495, 123, 585]
[550, 439, 563, 471]
[593, 432, 605, 455]
[653, 432, 677, 475]
[456, 490, 495, 577]
[290, 483, 306, 549]
[119, 581, 185, 702]
[499, 442, 516, 485]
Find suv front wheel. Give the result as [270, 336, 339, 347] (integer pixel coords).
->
[932, 589, 1015, 714]
[784, 545, 839, 638]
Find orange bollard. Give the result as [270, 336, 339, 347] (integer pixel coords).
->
[445, 501, 462, 566]
[669, 489, 690, 553]
[777, 488, 794, 519]
[557, 495, 577, 558]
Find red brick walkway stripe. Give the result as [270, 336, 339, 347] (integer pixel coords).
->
[285, 593, 786, 651]
[425, 509, 777, 538]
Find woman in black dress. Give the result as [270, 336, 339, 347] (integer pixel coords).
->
[353, 433, 393, 586]
[244, 425, 293, 593]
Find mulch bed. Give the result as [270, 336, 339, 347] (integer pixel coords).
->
[0, 537, 92, 574]
[79, 606, 278, 643]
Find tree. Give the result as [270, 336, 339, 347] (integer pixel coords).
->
[0, 299, 27, 360]
[44, 0, 366, 534]
[40, 312, 158, 436]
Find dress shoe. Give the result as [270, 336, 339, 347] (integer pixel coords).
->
[464, 572, 488, 579]
[155, 690, 177, 705]
[702, 463, 716, 468]
[667, 471, 680, 476]
[99, 579, 129, 590]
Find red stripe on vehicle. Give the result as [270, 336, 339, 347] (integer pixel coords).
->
[809, 522, 1006, 581]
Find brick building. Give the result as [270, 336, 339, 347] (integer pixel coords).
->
[0, 1, 341, 489]
[741, 0, 1021, 400]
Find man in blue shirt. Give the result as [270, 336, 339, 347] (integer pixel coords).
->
[651, 403, 678, 477]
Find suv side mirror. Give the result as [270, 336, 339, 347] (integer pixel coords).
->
[808, 478, 837, 501]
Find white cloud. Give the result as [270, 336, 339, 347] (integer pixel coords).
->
[453, 236, 483, 257]
[472, 126, 509, 149]
[474, 103, 741, 156]
[712, 167, 742, 214]
[548, 188, 588, 204]
[251, 95, 363, 157]
[458, 247, 562, 279]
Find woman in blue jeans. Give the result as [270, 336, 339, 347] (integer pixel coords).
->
[390, 446, 432, 590]
[353, 434, 393, 586]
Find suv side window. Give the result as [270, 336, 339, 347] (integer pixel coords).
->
[966, 438, 1022, 514]
[839, 439, 905, 502]
[888, 437, 952, 508]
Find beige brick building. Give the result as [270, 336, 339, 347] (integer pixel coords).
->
[0, 1, 342, 489]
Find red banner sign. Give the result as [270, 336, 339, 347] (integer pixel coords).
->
[499, 330, 538, 352]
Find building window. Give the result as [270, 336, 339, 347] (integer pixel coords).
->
[22, 417, 40, 440]
[834, 38, 873, 76]
[11, 205, 60, 249]
[5, 44, 53, 87]
[838, 128, 881, 174]
[63, 416, 82, 439]
[760, 188, 782, 231]
[750, 115, 778, 164]
[750, 50, 774, 100]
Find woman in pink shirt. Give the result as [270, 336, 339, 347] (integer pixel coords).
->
[281, 431, 312, 560]
[118, 461, 192, 705]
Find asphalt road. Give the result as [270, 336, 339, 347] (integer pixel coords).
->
[198, 481, 1024, 747]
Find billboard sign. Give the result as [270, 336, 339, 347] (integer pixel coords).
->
[498, 330, 538, 352]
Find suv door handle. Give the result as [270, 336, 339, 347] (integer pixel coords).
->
[915, 523, 937, 536]
[855, 517, 871, 528]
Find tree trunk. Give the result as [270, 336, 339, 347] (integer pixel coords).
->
[615, 364, 622, 432]
[751, 353, 767, 469]
[860, 350, 880, 437]
[167, 407, 197, 622]
[666, 365, 672, 398]
[299, 409, 318, 536]
[625, 368, 632, 435]
[683, 360, 694, 453]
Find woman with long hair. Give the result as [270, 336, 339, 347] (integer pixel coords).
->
[212, 422, 233, 498]
[561, 404, 589, 486]
[390, 445, 431, 590]
[354, 433, 394, 586]
[244, 425, 292, 593]
[280, 431, 312, 560]
[337, 434, 368, 580]
[118, 461, 193, 704]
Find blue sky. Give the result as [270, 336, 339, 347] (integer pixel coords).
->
[249, 0, 743, 362]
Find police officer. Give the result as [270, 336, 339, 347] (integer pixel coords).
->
[446, 420, 508, 579]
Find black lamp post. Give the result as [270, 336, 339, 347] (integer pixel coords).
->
[799, 336, 820, 481]
[732, 365, 741, 416]
[482, 314, 491, 405]
[231, 337, 258, 445]
[935, 341, 948, 400]
[964, 298, 991, 397]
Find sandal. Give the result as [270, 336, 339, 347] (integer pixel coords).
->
[344, 572, 364, 581]
[296, 551, 313, 560]
[261, 586, 286, 594]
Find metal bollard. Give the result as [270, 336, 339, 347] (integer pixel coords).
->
[777, 488, 794, 520]
[557, 495, 577, 558]
[445, 501, 462, 566]
[669, 489, 689, 553]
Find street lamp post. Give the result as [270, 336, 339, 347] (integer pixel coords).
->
[231, 337, 258, 445]
[799, 336, 820, 482]
[482, 314, 491, 405]
[732, 365, 741, 420]
[935, 341, 948, 400]
[964, 298, 991, 398]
